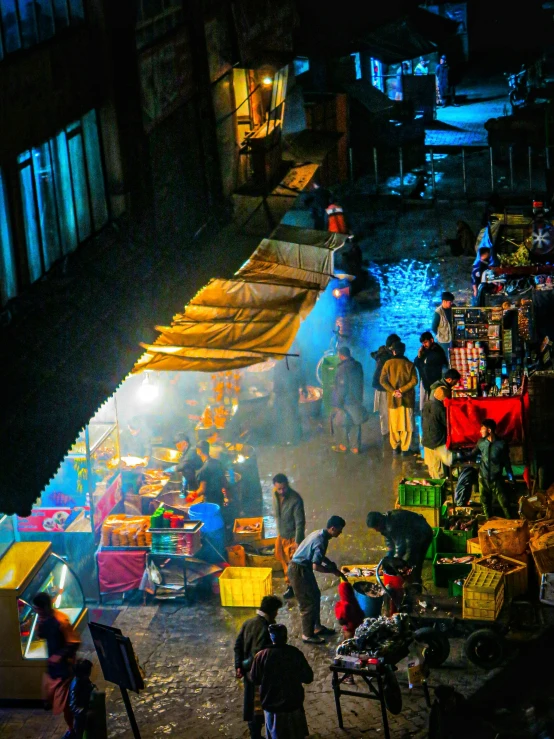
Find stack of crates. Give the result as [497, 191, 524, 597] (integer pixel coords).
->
[463, 568, 504, 621]
[398, 479, 446, 528]
[474, 555, 528, 600]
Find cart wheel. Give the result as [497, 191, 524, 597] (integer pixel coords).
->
[414, 627, 451, 667]
[383, 668, 402, 715]
[464, 629, 505, 669]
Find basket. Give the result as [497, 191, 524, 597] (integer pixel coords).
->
[433, 553, 480, 588]
[398, 503, 441, 527]
[438, 527, 477, 553]
[149, 521, 203, 556]
[233, 517, 264, 542]
[219, 567, 273, 607]
[466, 537, 482, 554]
[463, 568, 504, 621]
[474, 555, 528, 600]
[398, 479, 446, 507]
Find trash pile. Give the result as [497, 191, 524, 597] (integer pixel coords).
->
[336, 614, 412, 661]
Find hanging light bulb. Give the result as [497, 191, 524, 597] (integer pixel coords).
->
[138, 372, 159, 402]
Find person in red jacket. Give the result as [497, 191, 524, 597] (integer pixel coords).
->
[334, 581, 364, 639]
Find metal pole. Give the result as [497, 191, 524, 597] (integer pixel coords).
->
[546, 146, 551, 170]
[348, 147, 354, 184]
[120, 687, 142, 739]
[430, 148, 436, 198]
[399, 147, 404, 196]
[462, 148, 467, 195]
[373, 147, 379, 192]
[489, 147, 494, 192]
[528, 146, 533, 191]
[509, 146, 514, 191]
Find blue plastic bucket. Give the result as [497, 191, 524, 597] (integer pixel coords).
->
[353, 582, 384, 618]
[189, 502, 224, 532]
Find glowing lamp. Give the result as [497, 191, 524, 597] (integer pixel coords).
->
[262, 76, 273, 87]
[138, 372, 159, 402]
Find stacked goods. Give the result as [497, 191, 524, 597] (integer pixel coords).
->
[450, 345, 487, 395]
[398, 479, 446, 507]
[474, 554, 527, 599]
[478, 518, 529, 557]
[150, 521, 203, 556]
[101, 515, 151, 547]
[529, 522, 554, 574]
[433, 554, 479, 587]
[463, 568, 504, 621]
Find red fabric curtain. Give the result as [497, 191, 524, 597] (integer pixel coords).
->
[96, 549, 147, 593]
[445, 393, 527, 449]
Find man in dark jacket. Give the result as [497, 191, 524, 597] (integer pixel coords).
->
[234, 595, 283, 739]
[251, 624, 313, 739]
[273, 353, 307, 444]
[367, 510, 433, 590]
[414, 331, 448, 410]
[422, 370, 460, 478]
[465, 418, 514, 519]
[371, 333, 401, 438]
[435, 54, 449, 106]
[272, 473, 306, 600]
[331, 346, 365, 453]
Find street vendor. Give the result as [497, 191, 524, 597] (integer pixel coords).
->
[173, 432, 203, 491]
[272, 473, 306, 600]
[366, 510, 434, 591]
[463, 418, 514, 519]
[287, 516, 346, 644]
[195, 440, 228, 510]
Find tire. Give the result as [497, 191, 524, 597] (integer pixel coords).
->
[414, 627, 451, 667]
[464, 629, 505, 669]
[383, 668, 402, 715]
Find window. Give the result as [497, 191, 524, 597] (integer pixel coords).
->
[0, 170, 17, 305]
[0, 0, 85, 60]
[18, 110, 108, 285]
[135, 0, 183, 50]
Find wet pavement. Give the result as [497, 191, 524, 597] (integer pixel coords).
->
[0, 259, 498, 739]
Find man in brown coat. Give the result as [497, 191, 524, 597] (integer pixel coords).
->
[380, 341, 418, 456]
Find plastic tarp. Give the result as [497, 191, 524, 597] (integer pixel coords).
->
[445, 393, 528, 449]
[236, 225, 348, 289]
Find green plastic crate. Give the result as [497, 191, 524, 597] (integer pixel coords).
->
[437, 526, 477, 553]
[433, 552, 480, 588]
[424, 527, 440, 560]
[448, 578, 465, 597]
[398, 479, 446, 507]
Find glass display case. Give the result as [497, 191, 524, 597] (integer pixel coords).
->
[18, 553, 86, 660]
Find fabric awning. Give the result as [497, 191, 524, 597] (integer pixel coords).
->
[343, 81, 395, 115]
[134, 225, 346, 374]
[359, 16, 438, 64]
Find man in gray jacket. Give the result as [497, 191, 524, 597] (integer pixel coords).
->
[431, 291, 455, 356]
[273, 474, 306, 600]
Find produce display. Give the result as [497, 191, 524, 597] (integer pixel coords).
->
[336, 614, 412, 662]
[477, 554, 519, 574]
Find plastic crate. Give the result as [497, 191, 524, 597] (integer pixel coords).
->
[233, 517, 264, 542]
[424, 528, 440, 560]
[149, 522, 203, 556]
[433, 553, 480, 588]
[463, 568, 504, 621]
[398, 479, 446, 507]
[474, 555, 528, 600]
[438, 526, 477, 553]
[466, 537, 482, 554]
[399, 504, 441, 527]
[219, 567, 273, 607]
[341, 564, 378, 583]
[448, 578, 465, 597]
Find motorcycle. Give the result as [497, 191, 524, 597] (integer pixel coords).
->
[506, 66, 537, 111]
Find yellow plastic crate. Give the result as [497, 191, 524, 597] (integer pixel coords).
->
[341, 564, 378, 584]
[466, 537, 482, 554]
[474, 555, 528, 601]
[398, 503, 441, 527]
[219, 566, 273, 607]
[463, 568, 504, 621]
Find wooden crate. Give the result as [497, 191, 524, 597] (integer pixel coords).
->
[463, 568, 504, 621]
[233, 517, 264, 542]
[474, 555, 527, 600]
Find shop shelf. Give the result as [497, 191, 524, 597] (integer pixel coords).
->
[432, 553, 480, 588]
[474, 555, 528, 600]
[233, 517, 264, 543]
[424, 528, 440, 560]
[438, 526, 477, 553]
[398, 479, 446, 507]
[463, 568, 504, 621]
[219, 567, 273, 607]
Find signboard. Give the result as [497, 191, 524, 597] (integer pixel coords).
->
[89, 622, 144, 693]
[139, 27, 195, 132]
[17, 507, 72, 533]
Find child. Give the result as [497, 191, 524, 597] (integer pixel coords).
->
[67, 658, 95, 739]
[335, 581, 364, 639]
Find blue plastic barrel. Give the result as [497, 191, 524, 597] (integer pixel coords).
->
[353, 582, 384, 618]
[189, 502, 225, 561]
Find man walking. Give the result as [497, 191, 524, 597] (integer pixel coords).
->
[251, 624, 313, 739]
[272, 473, 306, 599]
[421, 370, 460, 478]
[414, 331, 448, 410]
[435, 54, 449, 106]
[234, 595, 283, 739]
[288, 516, 346, 644]
[431, 292, 455, 357]
[465, 419, 514, 519]
[331, 346, 365, 454]
[371, 333, 401, 439]
[380, 341, 418, 456]
[272, 353, 307, 444]
[366, 510, 433, 591]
